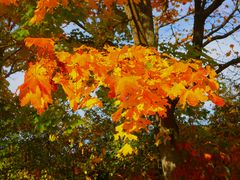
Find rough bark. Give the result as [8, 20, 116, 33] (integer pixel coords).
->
[124, 1, 180, 178]
[124, 0, 156, 47]
[191, 0, 205, 58]
[158, 98, 180, 180]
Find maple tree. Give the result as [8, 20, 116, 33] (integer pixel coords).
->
[1, 0, 240, 179]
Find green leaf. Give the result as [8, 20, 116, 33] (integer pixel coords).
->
[12, 29, 29, 40]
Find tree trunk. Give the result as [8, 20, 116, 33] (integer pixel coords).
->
[124, 1, 180, 178]
[159, 99, 179, 179]
[124, 0, 156, 47]
[191, 0, 206, 59]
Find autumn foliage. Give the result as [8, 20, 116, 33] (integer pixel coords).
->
[3, 0, 240, 179]
[18, 38, 224, 146]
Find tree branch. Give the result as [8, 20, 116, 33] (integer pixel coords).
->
[216, 57, 240, 74]
[4, 63, 19, 78]
[128, 0, 149, 45]
[204, 6, 238, 38]
[158, 12, 193, 29]
[4, 47, 22, 78]
[203, 24, 240, 46]
[201, 0, 207, 9]
[203, 0, 225, 18]
[72, 20, 88, 32]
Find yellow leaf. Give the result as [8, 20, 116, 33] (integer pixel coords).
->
[206, 65, 217, 78]
[168, 83, 186, 99]
[160, 66, 174, 78]
[69, 69, 78, 80]
[173, 62, 188, 73]
[137, 103, 144, 111]
[49, 134, 57, 142]
[187, 90, 199, 106]
[117, 143, 134, 156]
[113, 67, 121, 76]
[114, 124, 138, 141]
[115, 76, 139, 96]
[114, 100, 121, 106]
[116, 124, 123, 132]
[85, 98, 103, 109]
[194, 88, 208, 102]
[125, 133, 138, 141]
[56, 51, 71, 63]
[79, 142, 83, 148]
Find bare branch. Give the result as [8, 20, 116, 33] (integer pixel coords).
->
[3, 47, 22, 61]
[204, 6, 238, 38]
[4, 60, 18, 78]
[201, 0, 207, 9]
[203, 0, 225, 18]
[216, 57, 240, 74]
[170, 24, 179, 44]
[203, 24, 240, 46]
[4, 47, 22, 78]
[158, 12, 193, 29]
[72, 20, 88, 32]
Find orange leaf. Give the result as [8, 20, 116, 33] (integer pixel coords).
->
[208, 79, 219, 90]
[204, 153, 212, 161]
[168, 83, 186, 99]
[25, 38, 55, 57]
[210, 94, 225, 107]
[18, 60, 56, 114]
[186, 90, 199, 106]
[112, 108, 123, 122]
[115, 76, 139, 101]
[193, 88, 208, 102]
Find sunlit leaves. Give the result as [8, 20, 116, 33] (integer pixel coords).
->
[115, 76, 140, 101]
[114, 124, 138, 141]
[19, 38, 224, 137]
[85, 98, 103, 109]
[18, 59, 56, 114]
[209, 94, 225, 107]
[117, 143, 136, 157]
[25, 37, 55, 57]
[30, 0, 59, 24]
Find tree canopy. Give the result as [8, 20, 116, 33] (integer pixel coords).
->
[0, 0, 240, 179]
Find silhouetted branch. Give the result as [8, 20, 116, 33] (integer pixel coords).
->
[203, 0, 225, 18]
[204, 6, 238, 38]
[203, 24, 240, 46]
[216, 57, 240, 74]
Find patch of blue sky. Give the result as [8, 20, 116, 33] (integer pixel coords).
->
[7, 71, 24, 94]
